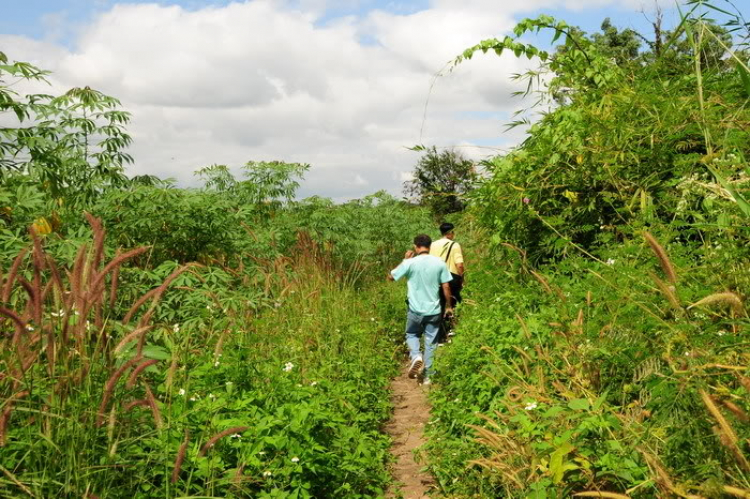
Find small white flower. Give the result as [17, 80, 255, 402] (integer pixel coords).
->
[25, 324, 34, 332]
[310, 381, 317, 387]
[206, 305, 212, 311]
[226, 381, 233, 386]
[173, 324, 180, 333]
[718, 330, 727, 336]
[208, 393, 216, 400]
[263, 471, 272, 477]
[51, 310, 64, 318]
[189, 396, 197, 402]
[291, 457, 300, 463]
[370, 317, 375, 322]
[524, 402, 538, 411]
[178, 389, 186, 396]
[258, 451, 266, 455]
[606, 258, 615, 266]
[230, 433, 241, 439]
[214, 361, 220, 367]
[283, 362, 294, 372]
[85, 320, 91, 331]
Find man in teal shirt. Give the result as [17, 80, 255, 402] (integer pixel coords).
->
[388, 234, 453, 384]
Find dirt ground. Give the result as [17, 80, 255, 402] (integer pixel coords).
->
[384, 364, 436, 498]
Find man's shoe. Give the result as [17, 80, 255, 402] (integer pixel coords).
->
[422, 378, 432, 386]
[408, 356, 424, 379]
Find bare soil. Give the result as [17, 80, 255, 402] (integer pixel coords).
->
[385, 363, 436, 498]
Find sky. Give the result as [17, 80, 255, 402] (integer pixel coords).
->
[1, 0, 681, 200]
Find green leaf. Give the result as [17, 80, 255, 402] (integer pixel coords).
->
[142, 345, 170, 361]
[549, 442, 576, 483]
[737, 61, 750, 98]
[567, 398, 590, 411]
[706, 163, 750, 218]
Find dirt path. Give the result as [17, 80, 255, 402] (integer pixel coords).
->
[385, 364, 436, 498]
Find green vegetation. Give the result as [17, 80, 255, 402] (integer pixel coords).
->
[3, 0, 750, 497]
[0, 49, 438, 497]
[403, 146, 477, 216]
[428, 2, 750, 497]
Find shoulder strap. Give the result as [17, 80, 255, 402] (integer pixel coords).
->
[443, 242, 456, 263]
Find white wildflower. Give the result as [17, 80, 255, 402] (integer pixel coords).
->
[173, 324, 180, 333]
[370, 317, 375, 322]
[717, 330, 727, 336]
[208, 393, 216, 400]
[310, 381, 317, 387]
[606, 258, 615, 266]
[178, 388, 186, 396]
[51, 310, 64, 318]
[524, 402, 538, 411]
[258, 451, 266, 455]
[25, 324, 34, 332]
[291, 457, 300, 463]
[263, 471, 272, 477]
[283, 362, 294, 372]
[214, 361, 220, 367]
[189, 396, 197, 402]
[230, 433, 242, 439]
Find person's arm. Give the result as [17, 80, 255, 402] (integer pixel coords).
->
[442, 282, 454, 316]
[388, 256, 411, 282]
[454, 244, 465, 283]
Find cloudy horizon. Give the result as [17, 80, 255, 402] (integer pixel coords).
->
[2, 0, 677, 200]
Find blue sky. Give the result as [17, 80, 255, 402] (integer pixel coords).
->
[4, 0, 680, 45]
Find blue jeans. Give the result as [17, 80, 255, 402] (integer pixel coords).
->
[405, 309, 441, 377]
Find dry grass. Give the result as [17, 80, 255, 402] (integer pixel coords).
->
[643, 232, 677, 285]
[688, 292, 746, 316]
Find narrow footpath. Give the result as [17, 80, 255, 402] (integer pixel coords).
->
[385, 364, 436, 498]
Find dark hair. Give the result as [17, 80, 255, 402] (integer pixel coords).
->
[414, 234, 432, 249]
[440, 222, 454, 235]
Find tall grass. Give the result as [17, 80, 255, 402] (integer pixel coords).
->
[0, 216, 413, 497]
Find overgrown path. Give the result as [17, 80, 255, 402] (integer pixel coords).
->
[385, 363, 436, 498]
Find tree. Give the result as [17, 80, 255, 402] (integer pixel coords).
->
[1, 52, 133, 206]
[404, 147, 477, 216]
[196, 160, 310, 214]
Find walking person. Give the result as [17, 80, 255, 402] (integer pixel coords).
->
[388, 234, 453, 385]
[430, 222, 465, 341]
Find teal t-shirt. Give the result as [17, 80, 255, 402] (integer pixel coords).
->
[391, 254, 452, 316]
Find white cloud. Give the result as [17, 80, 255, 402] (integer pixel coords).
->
[2, 0, 650, 199]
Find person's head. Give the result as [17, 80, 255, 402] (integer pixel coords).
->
[440, 222, 455, 239]
[413, 234, 432, 250]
